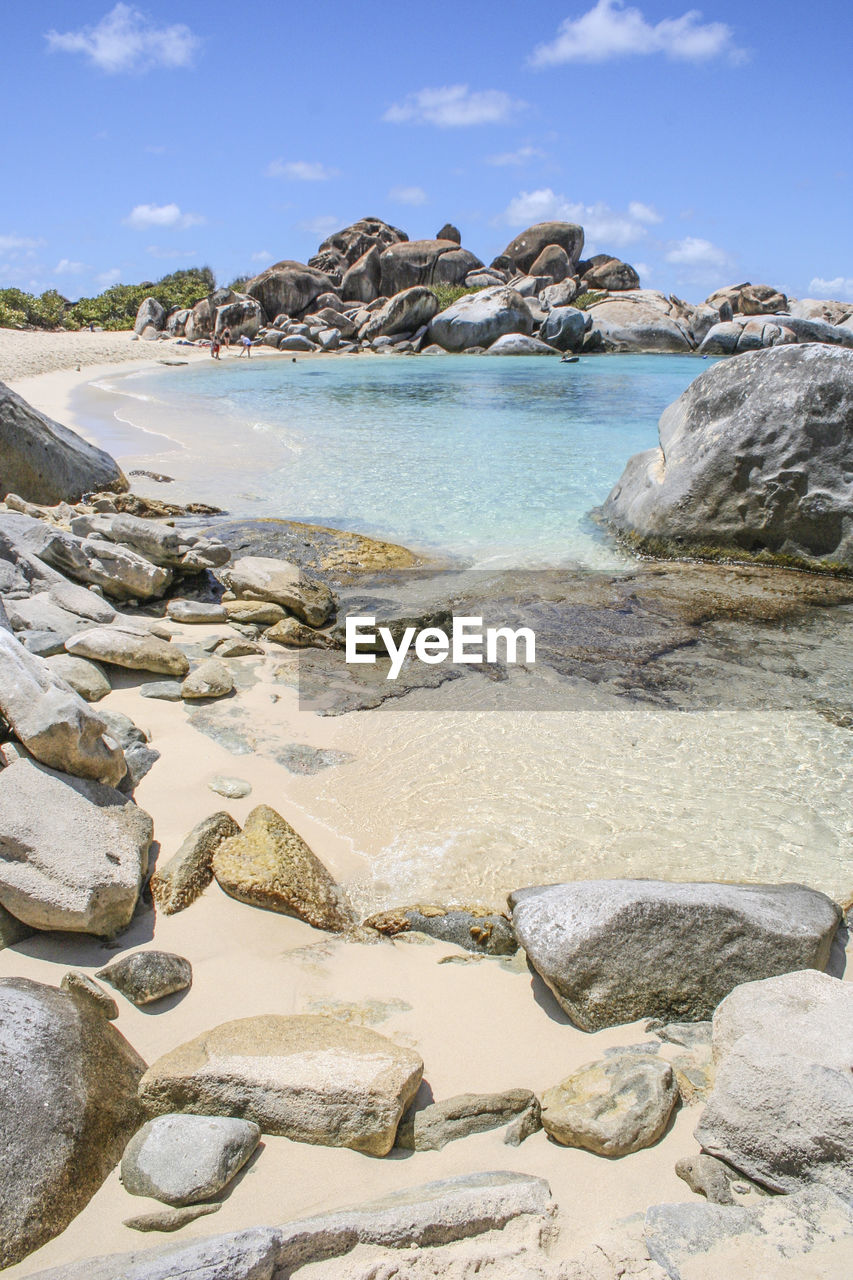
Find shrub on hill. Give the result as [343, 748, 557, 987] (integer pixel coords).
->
[428, 283, 488, 311]
[0, 266, 216, 331]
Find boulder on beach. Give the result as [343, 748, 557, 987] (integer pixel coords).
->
[0, 976, 146, 1269]
[0, 381, 128, 505]
[696, 312, 853, 355]
[0, 759, 152, 935]
[541, 1052, 678, 1156]
[584, 291, 694, 353]
[428, 286, 533, 352]
[44, 653, 111, 701]
[492, 221, 584, 275]
[379, 239, 484, 297]
[214, 297, 264, 341]
[150, 811, 241, 915]
[66, 624, 190, 675]
[97, 951, 192, 1006]
[121, 1113, 260, 1206]
[509, 879, 840, 1031]
[602, 344, 853, 572]
[138, 1013, 424, 1155]
[695, 970, 853, 1198]
[359, 286, 439, 341]
[217, 555, 336, 627]
[133, 296, 166, 334]
[397, 1089, 538, 1151]
[212, 803, 353, 931]
[245, 260, 334, 321]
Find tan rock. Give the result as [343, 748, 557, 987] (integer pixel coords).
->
[541, 1052, 678, 1156]
[138, 1013, 423, 1155]
[181, 659, 234, 700]
[150, 812, 240, 915]
[223, 599, 286, 626]
[212, 804, 353, 931]
[265, 616, 339, 649]
[66, 625, 190, 676]
[217, 557, 335, 627]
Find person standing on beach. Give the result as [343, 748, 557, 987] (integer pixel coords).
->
[221, 326, 232, 351]
[239, 334, 252, 358]
[210, 335, 221, 359]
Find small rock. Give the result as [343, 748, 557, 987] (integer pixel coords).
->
[121, 1113, 260, 1205]
[365, 905, 517, 956]
[97, 951, 192, 1005]
[166, 600, 227, 624]
[214, 637, 264, 657]
[66, 626, 189, 676]
[123, 1202, 221, 1233]
[139, 680, 183, 701]
[217, 557, 335, 627]
[45, 654, 111, 702]
[150, 812, 240, 915]
[541, 1052, 678, 1156]
[222, 599, 285, 626]
[396, 1089, 538, 1151]
[208, 776, 252, 800]
[181, 659, 234, 700]
[265, 617, 339, 649]
[675, 1153, 739, 1204]
[504, 1098, 543, 1146]
[60, 971, 119, 1020]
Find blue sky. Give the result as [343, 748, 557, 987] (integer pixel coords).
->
[2, 0, 851, 302]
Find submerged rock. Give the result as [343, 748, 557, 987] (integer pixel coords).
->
[138, 1013, 423, 1155]
[121, 1113, 260, 1205]
[541, 1052, 678, 1156]
[510, 879, 840, 1031]
[97, 951, 192, 1006]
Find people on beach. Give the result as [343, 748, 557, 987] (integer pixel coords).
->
[221, 327, 232, 350]
[210, 335, 221, 359]
[239, 334, 252, 358]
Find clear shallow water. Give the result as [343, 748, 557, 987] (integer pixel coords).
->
[96, 354, 711, 568]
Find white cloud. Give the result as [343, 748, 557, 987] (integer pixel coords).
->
[501, 189, 657, 248]
[0, 234, 41, 253]
[46, 3, 199, 74]
[251, 250, 273, 264]
[628, 201, 662, 225]
[665, 236, 732, 269]
[298, 216, 341, 240]
[487, 145, 546, 166]
[54, 259, 86, 275]
[96, 268, 122, 286]
[530, 0, 745, 67]
[124, 203, 203, 230]
[389, 185, 427, 206]
[808, 276, 853, 301]
[384, 85, 525, 128]
[266, 160, 340, 181]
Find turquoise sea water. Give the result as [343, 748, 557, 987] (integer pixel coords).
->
[100, 353, 711, 568]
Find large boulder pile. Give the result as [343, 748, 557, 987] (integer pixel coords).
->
[0, 381, 128, 505]
[244, 261, 335, 324]
[309, 217, 408, 283]
[492, 221, 585, 275]
[602, 344, 853, 573]
[378, 239, 484, 296]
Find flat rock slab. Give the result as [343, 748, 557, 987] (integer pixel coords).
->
[0, 760, 152, 935]
[695, 970, 853, 1198]
[644, 1186, 853, 1279]
[217, 556, 335, 627]
[150, 812, 240, 915]
[396, 1089, 538, 1151]
[97, 951, 192, 1005]
[365, 905, 517, 955]
[121, 1113, 260, 1205]
[138, 1013, 423, 1155]
[509, 879, 841, 1030]
[212, 803, 353, 931]
[140, 680, 183, 700]
[166, 600, 227, 623]
[66, 626, 190, 676]
[541, 1052, 678, 1156]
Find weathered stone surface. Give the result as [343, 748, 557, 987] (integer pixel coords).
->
[311, 218, 408, 282]
[140, 679, 183, 700]
[428, 286, 534, 352]
[121, 1113, 260, 1205]
[150, 811, 240, 914]
[217, 555, 335, 627]
[0, 381, 128, 505]
[493, 222, 584, 275]
[644, 1186, 853, 1279]
[26, 524, 172, 600]
[602, 344, 853, 572]
[69, 513, 228, 573]
[397, 1089, 537, 1150]
[695, 970, 853, 1198]
[214, 636, 263, 657]
[341, 246, 382, 303]
[60, 971, 119, 1020]
[585, 293, 693, 353]
[529, 243, 572, 282]
[223, 597, 286, 625]
[245, 260, 333, 320]
[134, 297, 166, 334]
[539, 305, 587, 352]
[707, 282, 788, 316]
[583, 257, 640, 291]
[0, 629, 125, 783]
[27, 1170, 552, 1279]
[0, 760, 152, 934]
[66, 624, 190, 675]
[788, 297, 853, 324]
[212, 803, 353, 930]
[0, 977, 146, 1269]
[166, 599, 227, 623]
[181, 658, 234, 700]
[365, 905, 517, 955]
[542, 1052, 678, 1156]
[487, 333, 560, 355]
[139, 1014, 423, 1155]
[265, 615, 339, 649]
[359, 286, 439, 340]
[97, 951, 192, 1006]
[509, 880, 840, 1031]
[215, 297, 264, 341]
[379, 240, 483, 296]
[45, 652, 111, 701]
[697, 311, 853, 355]
[123, 1202, 222, 1233]
[675, 1153, 739, 1205]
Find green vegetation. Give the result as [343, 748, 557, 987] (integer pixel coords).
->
[428, 283, 487, 311]
[0, 266, 216, 332]
[572, 291, 606, 310]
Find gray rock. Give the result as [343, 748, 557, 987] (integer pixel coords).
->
[5, 591, 106, 642]
[66, 624, 190, 675]
[378, 239, 483, 297]
[396, 1089, 537, 1151]
[675, 1154, 739, 1205]
[150, 811, 240, 915]
[245, 260, 333, 320]
[279, 334, 317, 352]
[698, 311, 853, 355]
[0, 976, 146, 1269]
[541, 1052, 678, 1156]
[208, 775, 252, 799]
[134, 297, 166, 334]
[509, 879, 841, 1031]
[45, 653, 111, 701]
[585, 293, 693, 353]
[20, 629, 66, 657]
[359, 286, 439, 341]
[215, 297, 263, 342]
[312, 218, 408, 283]
[493, 221, 584, 275]
[97, 950, 192, 1005]
[529, 243, 572, 282]
[429, 285, 533, 352]
[644, 1186, 853, 1279]
[140, 680, 184, 700]
[26, 1227, 284, 1280]
[124, 1202, 222, 1233]
[181, 658, 234, 700]
[121, 1113, 260, 1205]
[60, 970, 119, 1019]
[583, 257, 640, 291]
[214, 636, 264, 657]
[95, 707, 160, 790]
[540, 279, 579, 309]
[0, 899, 34, 949]
[341, 245, 382, 303]
[217, 556, 335, 627]
[364, 905, 517, 955]
[504, 1098, 543, 1146]
[0, 381, 128, 505]
[0, 760, 152, 935]
[695, 969, 853, 1198]
[539, 305, 587, 352]
[602, 344, 853, 572]
[166, 599, 227, 623]
[138, 1014, 423, 1155]
[0, 628, 125, 784]
[486, 333, 559, 355]
[26, 524, 172, 601]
